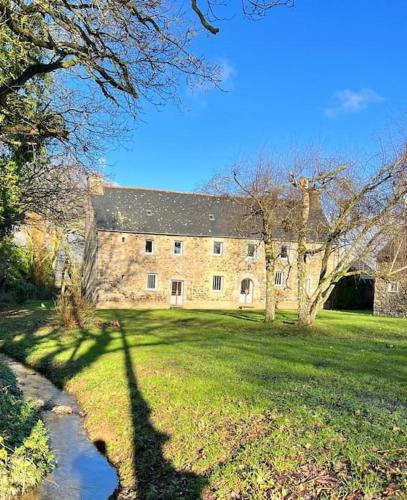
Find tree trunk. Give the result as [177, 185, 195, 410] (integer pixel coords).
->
[297, 179, 311, 326]
[298, 298, 320, 326]
[301, 281, 335, 327]
[264, 241, 276, 322]
[297, 250, 309, 325]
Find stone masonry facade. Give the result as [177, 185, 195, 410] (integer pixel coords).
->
[83, 178, 330, 310]
[374, 267, 407, 317]
[89, 231, 324, 309]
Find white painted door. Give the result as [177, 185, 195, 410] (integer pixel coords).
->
[240, 279, 253, 304]
[171, 280, 184, 306]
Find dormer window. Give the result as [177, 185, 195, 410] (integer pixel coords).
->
[281, 245, 288, 259]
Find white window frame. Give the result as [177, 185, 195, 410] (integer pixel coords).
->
[275, 271, 284, 288]
[145, 239, 154, 254]
[388, 281, 399, 293]
[147, 273, 157, 291]
[247, 243, 256, 258]
[212, 275, 224, 292]
[174, 240, 183, 255]
[280, 245, 289, 260]
[213, 241, 223, 256]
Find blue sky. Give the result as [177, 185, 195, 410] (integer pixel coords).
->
[105, 0, 407, 191]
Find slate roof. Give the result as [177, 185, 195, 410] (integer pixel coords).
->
[377, 230, 407, 264]
[91, 186, 329, 241]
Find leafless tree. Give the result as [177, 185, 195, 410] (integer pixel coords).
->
[289, 148, 407, 326]
[207, 157, 289, 322]
[0, 1, 292, 118]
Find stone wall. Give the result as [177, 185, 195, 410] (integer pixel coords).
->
[87, 230, 326, 309]
[374, 267, 407, 317]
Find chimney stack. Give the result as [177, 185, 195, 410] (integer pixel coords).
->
[309, 188, 322, 209]
[87, 173, 104, 196]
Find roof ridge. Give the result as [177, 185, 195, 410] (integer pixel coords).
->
[104, 184, 225, 198]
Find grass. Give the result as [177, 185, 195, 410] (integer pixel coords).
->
[0, 357, 54, 498]
[0, 303, 406, 498]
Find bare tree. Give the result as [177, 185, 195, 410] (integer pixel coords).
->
[379, 232, 407, 277]
[289, 149, 407, 326]
[0, 1, 292, 116]
[207, 157, 288, 322]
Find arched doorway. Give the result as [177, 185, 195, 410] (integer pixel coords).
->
[240, 278, 254, 304]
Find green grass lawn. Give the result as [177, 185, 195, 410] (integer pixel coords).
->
[0, 303, 406, 498]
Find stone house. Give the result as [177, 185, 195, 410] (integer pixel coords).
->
[374, 232, 407, 317]
[83, 177, 330, 309]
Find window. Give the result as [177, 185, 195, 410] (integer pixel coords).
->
[306, 278, 312, 294]
[147, 273, 157, 290]
[240, 279, 253, 295]
[388, 281, 399, 293]
[174, 240, 183, 255]
[247, 243, 256, 257]
[281, 245, 288, 259]
[213, 241, 223, 255]
[275, 271, 284, 287]
[212, 275, 223, 291]
[145, 239, 153, 254]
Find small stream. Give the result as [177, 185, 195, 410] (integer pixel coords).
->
[0, 354, 118, 500]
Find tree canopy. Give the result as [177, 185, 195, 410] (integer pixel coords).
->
[1, 1, 291, 139]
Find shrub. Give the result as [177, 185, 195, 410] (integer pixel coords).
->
[55, 281, 93, 328]
[0, 362, 54, 498]
[0, 238, 56, 307]
[13, 280, 37, 304]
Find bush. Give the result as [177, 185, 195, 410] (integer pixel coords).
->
[0, 362, 54, 498]
[0, 238, 56, 307]
[56, 283, 93, 328]
[13, 280, 37, 304]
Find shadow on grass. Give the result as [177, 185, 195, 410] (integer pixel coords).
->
[1, 304, 406, 497]
[0, 306, 207, 499]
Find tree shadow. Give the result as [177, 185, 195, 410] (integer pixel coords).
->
[0, 305, 207, 499]
[115, 313, 206, 498]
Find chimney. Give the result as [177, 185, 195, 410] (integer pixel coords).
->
[309, 188, 321, 209]
[87, 173, 104, 196]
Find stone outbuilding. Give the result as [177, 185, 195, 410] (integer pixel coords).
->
[374, 233, 407, 317]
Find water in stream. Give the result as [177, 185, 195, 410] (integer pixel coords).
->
[0, 354, 118, 500]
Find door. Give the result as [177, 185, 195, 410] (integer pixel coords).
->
[171, 280, 184, 306]
[240, 279, 253, 304]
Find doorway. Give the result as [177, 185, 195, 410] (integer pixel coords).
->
[171, 280, 184, 306]
[240, 278, 254, 304]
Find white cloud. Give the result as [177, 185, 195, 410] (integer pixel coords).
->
[217, 58, 235, 90]
[324, 88, 383, 117]
[188, 58, 236, 98]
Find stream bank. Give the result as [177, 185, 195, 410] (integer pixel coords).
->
[0, 353, 118, 500]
